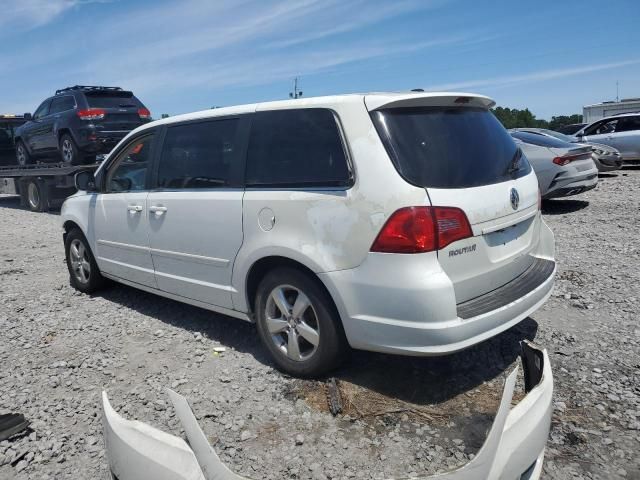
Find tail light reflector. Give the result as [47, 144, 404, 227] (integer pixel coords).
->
[552, 152, 592, 166]
[138, 108, 151, 119]
[370, 206, 472, 254]
[77, 108, 105, 120]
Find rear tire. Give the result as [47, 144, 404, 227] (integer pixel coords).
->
[64, 228, 105, 293]
[24, 179, 47, 212]
[255, 267, 348, 377]
[59, 134, 81, 165]
[15, 141, 31, 166]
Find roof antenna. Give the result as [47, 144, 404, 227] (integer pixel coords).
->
[616, 80, 619, 102]
[411, 88, 425, 92]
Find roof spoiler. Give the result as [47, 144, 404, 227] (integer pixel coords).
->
[365, 92, 495, 111]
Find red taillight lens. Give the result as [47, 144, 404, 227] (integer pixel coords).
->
[370, 206, 472, 254]
[552, 152, 592, 166]
[138, 108, 151, 119]
[77, 108, 105, 120]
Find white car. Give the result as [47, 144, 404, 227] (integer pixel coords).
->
[61, 91, 555, 378]
[574, 112, 640, 165]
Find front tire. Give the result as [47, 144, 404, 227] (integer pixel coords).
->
[59, 134, 81, 165]
[255, 267, 348, 377]
[64, 228, 105, 293]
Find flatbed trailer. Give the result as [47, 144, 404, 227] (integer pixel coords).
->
[0, 162, 101, 212]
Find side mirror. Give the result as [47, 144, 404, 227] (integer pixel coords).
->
[575, 132, 584, 138]
[24, 113, 32, 121]
[75, 171, 97, 192]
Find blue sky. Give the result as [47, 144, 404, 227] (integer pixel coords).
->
[1, 0, 638, 120]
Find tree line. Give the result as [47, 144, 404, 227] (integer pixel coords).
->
[492, 106, 583, 131]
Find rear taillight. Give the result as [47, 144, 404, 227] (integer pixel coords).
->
[77, 108, 105, 120]
[138, 108, 151, 119]
[552, 152, 592, 166]
[370, 206, 472, 254]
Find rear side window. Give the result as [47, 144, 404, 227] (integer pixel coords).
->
[245, 109, 351, 187]
[510, 131, 573, 148]
[49, 96, 75, 114]
[84, 91, 143, 109]
[157, 119, 239, 189]
[371, 107, 530, 189]
[615, 116, 640, 133]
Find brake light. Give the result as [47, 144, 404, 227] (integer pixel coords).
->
[138, 108, 151, 119]
[370, 206, 472, 254]
[552, 152, 592, 166]
[77, 108, 105, 120]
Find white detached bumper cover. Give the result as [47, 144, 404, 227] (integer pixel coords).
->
[101, 341, 553, 480]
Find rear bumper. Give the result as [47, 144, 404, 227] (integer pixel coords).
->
[543, 167, 598, 199]
[101, 342, 553, 480]
[593, 155, 621, 172]
[319, 219, 555, 356]
[76, 129, 131, 153]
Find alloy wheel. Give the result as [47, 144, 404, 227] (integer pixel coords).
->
[62, 139, 74, 163]
[16, 145, 26, 165]
[69, 239, 91, 284]
[265, 285, 320, 362]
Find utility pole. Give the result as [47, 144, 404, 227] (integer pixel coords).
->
[289, 77, 303, 99]
[616, 80, 619, 102]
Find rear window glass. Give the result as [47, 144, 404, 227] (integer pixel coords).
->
[85, 91, 143, 109]
[510, 131, 573, 148]
[245, 109, 351, 187]
[371, 107, 530, 189]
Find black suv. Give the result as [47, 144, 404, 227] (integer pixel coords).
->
[14, 86, 151, 166]
[0, 114, 26, 166]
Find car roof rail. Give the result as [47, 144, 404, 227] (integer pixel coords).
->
[55, 85, 123, 95]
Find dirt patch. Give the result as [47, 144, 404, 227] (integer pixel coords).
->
[287, 376, 516, 425]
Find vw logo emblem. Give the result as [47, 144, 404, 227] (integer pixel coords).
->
[510, 188, 520, 210]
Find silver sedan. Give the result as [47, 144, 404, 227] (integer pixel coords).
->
[510, 130, 598, 199]
[512, 128, 621, 172]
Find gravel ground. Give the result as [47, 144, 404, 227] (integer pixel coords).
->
[0, 169, 638, 480]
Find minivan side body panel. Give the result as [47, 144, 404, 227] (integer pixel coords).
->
[231, 96, 429, 312]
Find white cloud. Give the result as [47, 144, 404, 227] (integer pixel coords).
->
[425, 59, 640, 91]
[263, 0, 439, 49]
[0, 0, 108, 31]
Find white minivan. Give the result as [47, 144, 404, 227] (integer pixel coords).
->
[61, 92, 555, 377]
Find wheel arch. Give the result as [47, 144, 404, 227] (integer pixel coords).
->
[14, 136, 31, 154]
[58, 128, 73, 143]
[244, 255, 342, 324]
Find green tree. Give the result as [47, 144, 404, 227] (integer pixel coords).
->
[548, 114, 583, 131]
[492, 106, 549, 129]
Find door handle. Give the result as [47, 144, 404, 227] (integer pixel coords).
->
[149, 205, 168, 215]
[127, 205, 143, 213]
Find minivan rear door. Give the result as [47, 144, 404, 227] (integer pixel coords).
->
[369, 100, 541, 304]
